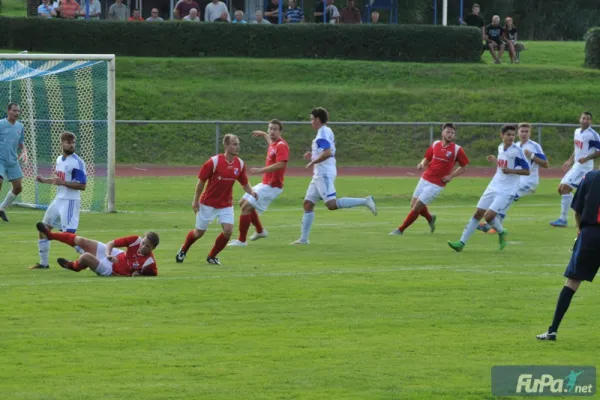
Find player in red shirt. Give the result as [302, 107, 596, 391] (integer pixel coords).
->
[228, 119, 289, 247]
[390, 123, 469, 235]
[35, 222, 159, 276]
[176, 134, 257, 265]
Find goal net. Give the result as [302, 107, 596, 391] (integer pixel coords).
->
[0, 53, 116, 212]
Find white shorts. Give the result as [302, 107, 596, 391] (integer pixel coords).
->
[515, 181, 538, 199]
[93, 241, 125, 277]
[560, 166, 589, 189]
[304, 175, 337, 204]
[195, 205, 234, 230]
[476, 188, 515, 214]
[42, 198, 80, 232]
[242, 183, 283, 214]
[412, 178, 444, 205]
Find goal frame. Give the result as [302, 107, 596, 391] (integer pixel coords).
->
[0, 53, 116, 212]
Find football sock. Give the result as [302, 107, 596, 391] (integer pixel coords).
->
[38, 239, 50, 266]
[399, 210, 420, 232]
[209, 233, 229, 258]
[238, 214, 252, 242]
[560, 194, 573, 221]
[419, 206, 433, 223]
[549, 286, 575, 333]
[489, 216, 504, 233]
[335, 198, 367, 209]
[460, 217, 480, 244]
[48, 231, 76, 247]
[181, 230, 198, 253]
[250, 210, 263, 233]
[300, 211, 314, 242]
[0, 190, 16, 211]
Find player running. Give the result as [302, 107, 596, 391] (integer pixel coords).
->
[0, 102, 28, 222]
[29, 131, 87, 270]
[389, 123, 469, 235]
[35, 222, 159, 276]
[176, 134, 257, 265]
[448, 125, 530, 252]
[228, 120, 289, 247]
[549, 111, 600, 228]
[292, 107, 377, 245]
[478, 122, 548, 233]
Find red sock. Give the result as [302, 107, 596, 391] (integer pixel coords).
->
[209, 233, 229, 258]
[419, 206, 433, 223]
[48, 231, 76, 247]
[399, 210, 420, 232]
[250, 210, 263, 233]
[181, 230, 199, 253]
[71, 260, 85, 272]
[238, 214, 252, 242]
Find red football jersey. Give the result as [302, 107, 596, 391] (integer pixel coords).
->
[111, 236, 157, 277]
[421, 141, 469, 187]
[198, 154, 248, 209]
[262, 138, 289, 189]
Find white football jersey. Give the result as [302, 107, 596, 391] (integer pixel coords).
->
[487, 143, 529, 195]
[518, 139, 545, 185]
[311, 125, 337, 177]
[55, 154, 87, 200]
[573, 127, 600, 170]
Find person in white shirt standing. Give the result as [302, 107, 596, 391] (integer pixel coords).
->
[478, 122, 548, 233]
[550, 111, 600, 228]
[29, 132, 87, 270]
[292, 107, 377, 245]
[448, 124, 530, 252]
[205, 0, 230, 21]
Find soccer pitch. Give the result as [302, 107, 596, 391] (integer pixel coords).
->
[1, 175, 598, 399]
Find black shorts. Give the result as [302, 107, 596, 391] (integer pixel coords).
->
[564, 227, 600, 282]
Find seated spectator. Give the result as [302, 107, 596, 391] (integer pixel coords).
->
[38, 0, 57, 18]
[108, 0, 128, 20]
[58, 0, 81, 19]
[128, 9, 144, 20]
[205, 0, 230, 21]
[265, 0, 281, 24]
[146, 8, 164, 21]
[176, 0, 200, 19]
[253, 10, 271, 24]
[285, 0, 304, 23]
[504, 17, 525, 63]
[370, 10, 379, 23]
[183, 8, 201, 20]
[213, 10, 229, 21]
[232, 10, 247, 23]
[339, 0, 360, 23]
[485, 15, 505, 64]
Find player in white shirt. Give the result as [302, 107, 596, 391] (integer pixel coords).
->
[291, 107, 377, 244]
[448, 125, 530, 252]
[478, 122, 549, 233]
[29, 132, 87, 270]
[550, 111, 600, 227]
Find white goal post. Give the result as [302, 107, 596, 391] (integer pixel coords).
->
[0, 53, 116, 212]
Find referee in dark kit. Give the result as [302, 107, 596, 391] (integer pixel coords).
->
[537, 169, 600, 341]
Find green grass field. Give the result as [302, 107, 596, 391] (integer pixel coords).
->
[1, 175, 598, 399]
[0, 0, 25, 16]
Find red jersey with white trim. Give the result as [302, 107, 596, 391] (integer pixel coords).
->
[262, 138, 289, 188]
[421, 140, 469, 187]
[199, 154, 248, 209]
[111, 236, 157, 277]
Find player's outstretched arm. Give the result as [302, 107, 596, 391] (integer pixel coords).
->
[579, 150, 600, 164]
[250, 161, 286, 175]
[252, 130, 271, 145]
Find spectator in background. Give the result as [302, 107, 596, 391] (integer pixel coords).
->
[504, 17, 524, 63]
[285, 0, 304, 23]
[146, 8, 164, 21]
[265, 0, 281, 24]
[339, 0, 361, 23]
[370, 10, 379, 23]
[58, 0, 81, 19]
[38, 0, 57, 18]
[485, 15, 505, 64]
[108, 0, 129, 20]
[205, 0, 230, 21]
[213, 10, 229, 21]
[462, 3, 485, 36]
[80, 0, 102, 19]
[253, 10, 271, 24]
[128, 9, 144, 20]
[183, 8, 201, 20]
[314, 0, 337, 23]
[176, 0, 200, 19]
[232, 10, 247, 23]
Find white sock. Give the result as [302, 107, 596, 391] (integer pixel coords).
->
[335, 198, 367, 209]
[560, 194, 573, 221]
[74, 245, 84, 255]
[38, 239, 50, 266]
[460, 217, 480, 244]
[0, 191, 17, 211]
[489, 217, 504, 234]
[300, 211, 314, 242]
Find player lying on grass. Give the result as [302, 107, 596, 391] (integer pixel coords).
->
[36, 222, 159, 276]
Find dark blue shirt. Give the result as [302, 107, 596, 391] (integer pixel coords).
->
[572, 170, 600, 228]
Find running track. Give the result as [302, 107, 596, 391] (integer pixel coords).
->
[117, 165, 566, 179]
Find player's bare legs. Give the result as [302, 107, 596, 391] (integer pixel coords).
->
[391, 197, 436, 235]
[176, 228, 206, 263]
[0, 178, 23, 222]
[177, 224, 232, 265]
[230, 200, 266, 246]
[448, 208, 508, 252]
[550, 183, 573, 227]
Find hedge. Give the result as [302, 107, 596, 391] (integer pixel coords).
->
[584, 27, 600, 68]
[0, 16, 482, 62]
